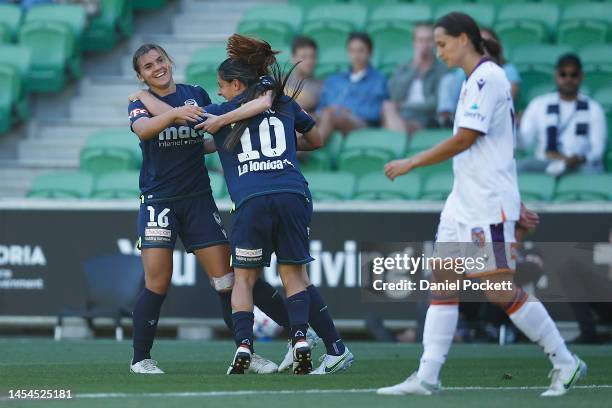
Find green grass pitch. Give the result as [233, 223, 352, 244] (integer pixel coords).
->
[1, 339, 610, 408]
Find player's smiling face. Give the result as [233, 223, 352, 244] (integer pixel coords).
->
[434, 27, 463, 68]
[136, 49, 173, 90]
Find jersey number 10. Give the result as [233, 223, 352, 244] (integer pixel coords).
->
[237, 117, 287, 163]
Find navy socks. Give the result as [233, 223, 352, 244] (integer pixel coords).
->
[132, 288, 166, 364]
[232, 311, 254, 352]
[307, 285, 345, 356]
[253, 278, 290, 330]
[287, 291, 310, 346]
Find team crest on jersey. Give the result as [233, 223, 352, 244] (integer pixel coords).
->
[477, 78, 486, 91]
[471, 227, 486, 248]
[184, 99, 198, 106]
[129, 108, 148, 118]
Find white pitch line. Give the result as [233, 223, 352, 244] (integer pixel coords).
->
[1, 385, 610, 401]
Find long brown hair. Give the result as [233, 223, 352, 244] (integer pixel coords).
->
[219, 34, 303, 150]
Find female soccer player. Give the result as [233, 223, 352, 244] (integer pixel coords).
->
[198, 34, 353, 375]
[128, 43, 295, 375]
[377, 13, 585, 397]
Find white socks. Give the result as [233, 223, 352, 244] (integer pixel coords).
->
[508, 299, 574, 368]
[417, 304, 459, 384]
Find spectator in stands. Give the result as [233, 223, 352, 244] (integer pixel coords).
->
[286, 36, 322, 115]
[437, 27, 520, 127]
[382, 23, 447, 135]
[316, 32, 388, 146]
[518, 54, 607, 176]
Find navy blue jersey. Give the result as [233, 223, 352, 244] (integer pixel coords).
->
[205, 95, 315, 208]
[128, 84, 212, 202]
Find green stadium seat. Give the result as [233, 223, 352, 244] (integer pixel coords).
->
[80, 129, 142, 174]
[185, 65, 223, 103]
[18, 21, 74, 92]
[472, 0, 528, 5]
[606, 149, 612, 173]
[28, 171, 94, 199]
[420, 172, 453, 200]
[561, 3, 612, 28]
[354, 172, 421, 200]
[497, 3, 559, 34]
[555, 174, 612, 201]
[0, 64, 19, 133]
[416, 0, 469, 6]
[302, 4, 368, 51]
[494, 20, 549, 51]
[91, 171, 140, 199]
[369, 4, 432, 26]
[408, 129, 450, 154]
[578, 45, 612, 93]
[557, 20, 608, 49]
[209, 171, 228, 200]
[288, 0, 341, 7]
[303, 171, 356, 201]
[0, 4, 22, 42]
[0, 45, 31, 77]
[0, 45, 30, 118]
[518, 174, 556, 202]
[0, 25, 8, 44]
[337, 129, 407, 176]
[189, 46, 228, 67]
[495, 4, 559, 49]
[592, 87, 612, 138]
[433, 4, 496, 28]
[407, 129, 454, 177]
[315, 46, 347, 79]
[238, 5, 302, 49]
[512, 45, 573, 101]
[132, 0, 166, 10]
[366, 4, 430, 56]
[300, 132, 343, 172]
[83, 0, 133, 51]
[25, 4, 86, 77]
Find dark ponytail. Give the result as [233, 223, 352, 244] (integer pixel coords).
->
[219, 34, 303, 151]
[435, 12, 485, 55]
[480, 27, 505, 65]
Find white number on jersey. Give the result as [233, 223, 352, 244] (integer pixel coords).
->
[237, 117, 286, 163]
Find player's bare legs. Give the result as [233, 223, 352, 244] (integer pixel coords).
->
[130, 248, 173, 374]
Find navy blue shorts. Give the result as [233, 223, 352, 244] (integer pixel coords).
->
[231, 193, 314, 268]
[138, 192, 228, 253]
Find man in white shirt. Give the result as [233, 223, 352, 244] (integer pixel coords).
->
[518, 54, 607, 175]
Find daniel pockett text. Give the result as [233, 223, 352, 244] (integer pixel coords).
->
[359, 242, 517, 302]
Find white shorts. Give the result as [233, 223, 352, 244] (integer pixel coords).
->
[433, 216, 516, 277]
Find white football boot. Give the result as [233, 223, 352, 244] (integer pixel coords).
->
[278, 328, 320, 372]
[248, 353, 279, 374]
[541, 354, 587, 397]
[129, 359, 164, 374]
[310, 347, 354, 375]
[376, 372, 441, 395]
[292, 339, 312, 374]
[226, 345, 252, 375]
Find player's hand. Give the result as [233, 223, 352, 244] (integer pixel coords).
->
[518, 202, 539, 231]
[173, 105, 204, 123]
[384, 158, 414, 181]
[128, 90, 145, 102]
[195, 112, 224, 134]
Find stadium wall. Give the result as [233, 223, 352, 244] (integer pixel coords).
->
[1, 200, 611, 328]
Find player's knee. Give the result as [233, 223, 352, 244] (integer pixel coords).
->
[210, 272, 234, 293]
[145, 279, 170, 295]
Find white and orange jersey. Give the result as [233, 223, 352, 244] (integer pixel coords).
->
[441, 59, 521, 225]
